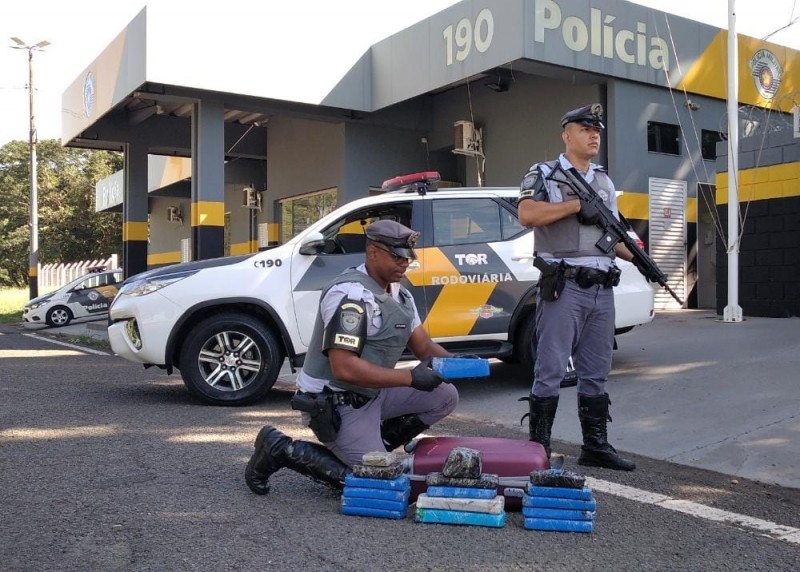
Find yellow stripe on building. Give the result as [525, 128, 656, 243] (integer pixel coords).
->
[617, 192, 649, 221]
[267, 223, 281, 243]
[191, 201, 225, 227]
[716, 162, 800, 204]
[230, 240, 258, 255]
[123, 221, 149, 241]
[147, 251, 182, 266]
[686, 197, 697, 223]
[619, 192, 698, 223]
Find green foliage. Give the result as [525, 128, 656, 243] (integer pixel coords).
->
[0, 140, 123, 287]
[0, 287, 27, 323]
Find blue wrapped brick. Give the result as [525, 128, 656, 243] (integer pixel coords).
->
[341, 496, 409, 512]
[342, 486, 410, 503]
[522, 494, 596, 511]
[527, 484, 594, 500]
[341, 505, 407, 520]
[432, 357, 490, 379]
[522, 507, 594, 521]
[415, 508, 505, 528]
[425, 486, 497, 500]
[344, 474, 410, 491]
[524, 517, 593, 533]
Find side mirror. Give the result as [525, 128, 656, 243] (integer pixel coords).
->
[298, 232, 326, 255]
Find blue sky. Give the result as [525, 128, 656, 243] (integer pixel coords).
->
[1, 0, 797, 145]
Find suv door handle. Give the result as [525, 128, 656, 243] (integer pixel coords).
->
[511, 256, 533, 261]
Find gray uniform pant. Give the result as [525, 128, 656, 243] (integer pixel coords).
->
[533, 279, 615, 398]
[317, 383, 459, 467]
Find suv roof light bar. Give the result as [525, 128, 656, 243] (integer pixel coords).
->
[381, 171, 441, 195]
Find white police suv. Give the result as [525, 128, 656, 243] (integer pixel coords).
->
[108, 173, 655, 405]
[24, 268, 123, 327]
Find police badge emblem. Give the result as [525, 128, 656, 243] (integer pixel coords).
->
[341, 310, 360, 332]
[339, 302, 365, 333]
[520, 171, 538, 198]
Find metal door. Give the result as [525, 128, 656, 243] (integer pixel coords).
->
[648, 178, 687, 310]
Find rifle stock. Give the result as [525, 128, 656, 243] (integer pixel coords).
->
[545, 165, 684, 306]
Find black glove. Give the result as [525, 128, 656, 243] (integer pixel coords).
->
[577, 198, 602, 226]
[410, 358, 445, 392]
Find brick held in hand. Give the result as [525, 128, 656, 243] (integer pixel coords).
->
[441, 447, 483, 479]
[529, 469, 586, 489]
[425, 472, 499, 489]
[352, 462, 404, 479]
[432, 357, 490, 379]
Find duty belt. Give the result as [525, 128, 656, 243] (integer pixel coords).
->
[563, 264, 617, 288]
[298, 389, 372, 409]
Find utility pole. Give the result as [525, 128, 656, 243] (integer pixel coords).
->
[10, 37, 49, 299]
[723, 2, 742, 322]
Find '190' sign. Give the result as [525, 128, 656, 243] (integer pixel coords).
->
[442, 8, 494, 65]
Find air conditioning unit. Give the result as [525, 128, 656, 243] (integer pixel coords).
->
[242, 186, 262, 211]
[167, 206, 183, 224]
[793, 105, 799, 139]
[453, 120, 484, 157]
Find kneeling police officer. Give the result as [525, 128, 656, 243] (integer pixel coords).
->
[245, 220, 459, 494]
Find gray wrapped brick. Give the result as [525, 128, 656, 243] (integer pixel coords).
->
[352, 462, 404, 479]
[425, 472, 499, 489]
[442, 447, 483, 479]
[529, 469, 586, 489]
[361, 451, 399, 467]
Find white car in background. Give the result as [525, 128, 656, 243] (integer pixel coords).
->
[108, 173, 655, 405]
[23, 268, 123, 327]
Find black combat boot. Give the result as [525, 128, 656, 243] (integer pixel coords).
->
[245, 425, 349, 495]
[519, 394, 559, 458]
[381, 414, 429, 452]
[577, 393, 636, 471]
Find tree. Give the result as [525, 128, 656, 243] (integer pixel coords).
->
[0, 139, 122, 288]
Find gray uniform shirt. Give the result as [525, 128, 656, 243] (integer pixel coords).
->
[296, 264, 422, 394]
[526, 154, 621, 271]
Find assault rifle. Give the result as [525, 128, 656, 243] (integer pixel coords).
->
[545, 164, 684, 306]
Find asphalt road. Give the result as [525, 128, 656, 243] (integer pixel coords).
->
[2, 321, 799, 571]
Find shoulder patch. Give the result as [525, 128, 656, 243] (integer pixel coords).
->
[521, 171, 538, 192]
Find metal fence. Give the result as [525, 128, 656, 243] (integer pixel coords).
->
[39, 254, 120, 290]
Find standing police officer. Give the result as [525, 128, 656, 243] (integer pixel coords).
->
[517, 103, 636, 471]
[245, 220, 459, 494]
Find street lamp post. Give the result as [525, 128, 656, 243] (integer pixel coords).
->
[10, 37, 50, 300]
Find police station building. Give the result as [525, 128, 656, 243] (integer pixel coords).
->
[62, 0, 800, 316]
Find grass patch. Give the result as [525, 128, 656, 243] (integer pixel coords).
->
[52, 333, 111, 352]
[0, 288, 27, 324]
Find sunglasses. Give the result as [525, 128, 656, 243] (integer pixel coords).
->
[372, 243, 412, 263]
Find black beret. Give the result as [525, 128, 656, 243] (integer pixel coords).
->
[365, 220, 419, 260]
[561, 103, 605, 129]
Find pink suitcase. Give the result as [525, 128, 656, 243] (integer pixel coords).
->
[407, 436, 550, 510]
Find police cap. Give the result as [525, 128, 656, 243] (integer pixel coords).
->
[365, 220, 419, 260]
[560, 103, 605, 130]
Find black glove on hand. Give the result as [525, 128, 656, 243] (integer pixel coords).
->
[410, 358, 445, 392]
[577, 199, 602, 226]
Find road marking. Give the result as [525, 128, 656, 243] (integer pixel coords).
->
[23, 333, 110, 356]
[587, 477, 800, 545]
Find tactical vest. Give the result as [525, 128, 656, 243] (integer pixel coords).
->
[533, 161, 616, 260]
[303, 268, 416, 397]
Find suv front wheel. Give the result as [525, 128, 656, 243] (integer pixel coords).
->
[178, 313, 284, 405]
